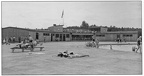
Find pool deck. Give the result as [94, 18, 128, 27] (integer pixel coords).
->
[2, 42, 142, 75]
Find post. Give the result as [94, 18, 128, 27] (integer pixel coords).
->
[110, 45, 112, 50]
[22, 49, 24, 52]
[63, 17, 64, 26]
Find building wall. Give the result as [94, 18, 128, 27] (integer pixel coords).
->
[123, 33, 138, 41]
[28, 32, 70, 42]
[39, 32, 51, 42]
[95, 33, 138, 41]
[29, 31, 51, 42]
[2, 28, 10, 40]
[100, 27, 107, 33]
[51, 33, 71, 41]
[44, 33, 51, 42]
[66, 38, 71, 41]
[28, 32, 137, 42]
[98, 34, 117, 41]
[2, 27, 138, 42]
[2, 28, 29, 42]
[48, 26, 63, 32]
[96, 36, 106, 41]
[107, 34, 117, 41]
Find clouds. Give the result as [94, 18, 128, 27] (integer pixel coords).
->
[2, 1, 141, 29]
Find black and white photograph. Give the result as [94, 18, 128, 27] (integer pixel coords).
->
[1, 0, 142, 75]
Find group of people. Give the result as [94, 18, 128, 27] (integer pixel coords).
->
[116, 38, 126, 43]
[90, 33, 142, 54]
[16, 35, 34, 48]
[2, 37, 16, 45]
[16, 35, 41, 49]
[3, 34, 43, 49]
[86, 33, 99, 48]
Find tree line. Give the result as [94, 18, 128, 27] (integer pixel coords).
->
[66, 21, 142, 36]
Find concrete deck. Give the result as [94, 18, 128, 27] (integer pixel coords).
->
[2, 42, 142, 75]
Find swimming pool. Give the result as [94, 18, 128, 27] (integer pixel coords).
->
[99, 45, 138, 52]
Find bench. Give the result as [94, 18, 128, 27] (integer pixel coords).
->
[11, 46, 44, 53]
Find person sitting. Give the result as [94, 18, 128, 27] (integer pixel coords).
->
[33, 40, 37, 46]
[16, 41, 30, 48]
[86, 41, 95, 47]
[28, 35, 34, 48]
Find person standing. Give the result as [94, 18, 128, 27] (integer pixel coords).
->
[18, 37, 21, 43]
[95, 38, 99, 48]
[28, 35, 34, 50]
[135, 36, 142, 53]
[3, 38, 6, 45]
[28, 35, 33, 43]
[11, 37, 13, 43]
[92, 33, 96, 42]
[5, 37, 10, 45]
[8, 37, 11, 43]
[13, 37, 15, 43]
[92, 33, 96, 47]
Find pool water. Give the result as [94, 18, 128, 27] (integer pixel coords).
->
[99, 45, 138, 52]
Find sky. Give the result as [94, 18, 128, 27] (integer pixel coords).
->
[2, 1, 142, 29]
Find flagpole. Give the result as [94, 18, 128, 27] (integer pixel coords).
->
[61, 10, 65, 27]
[63, 15, 64, 26]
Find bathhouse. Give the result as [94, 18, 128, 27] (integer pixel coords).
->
[2, 25, 138, 42]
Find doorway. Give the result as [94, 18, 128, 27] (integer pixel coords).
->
[63, 34, 65, 41]
[60, 34, 62, 41]
[51, 34, 53, 41]
[36, 33, 39, 40]
[117, 34, 120, 38]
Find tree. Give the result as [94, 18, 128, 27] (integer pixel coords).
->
[80, 21, 89, 29]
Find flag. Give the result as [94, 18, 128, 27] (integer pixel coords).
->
[61, 10, 64, 18]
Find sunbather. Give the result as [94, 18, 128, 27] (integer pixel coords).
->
[68, 52, 89, 59]
[57, 50, 69, 58]
[57, 52, 63, 57]
[57, 51, 89, 59]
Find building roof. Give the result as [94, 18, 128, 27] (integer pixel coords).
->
[106, 31, 138, 34]
[2, 27, 50, 32]
[2, 27, 138, 34]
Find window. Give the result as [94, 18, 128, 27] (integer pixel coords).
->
[56, 34, 59, 38]
[96, 35, 105, 37]
[36, 33, 39, 39]
[123, 34, 133, 37]
[43, 33, 50, 36]
[66, 34, 69, 38]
